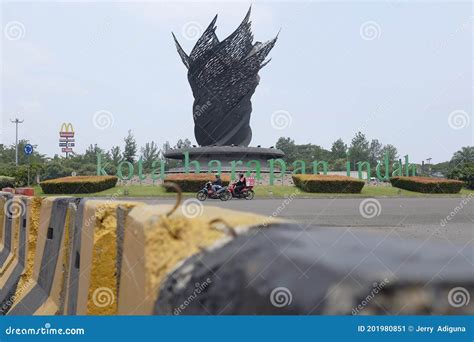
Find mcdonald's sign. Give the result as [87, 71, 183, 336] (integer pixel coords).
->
[59, 123, 75, 138]
[59, 122, 75, 156]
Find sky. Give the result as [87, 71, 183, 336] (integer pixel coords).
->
[0, 0, 472, 163]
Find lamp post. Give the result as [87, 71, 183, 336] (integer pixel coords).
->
[10, 118, 24, 166]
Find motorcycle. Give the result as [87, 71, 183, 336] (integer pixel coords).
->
[196, 182, 231, 201]
[228, 182, 255, 200]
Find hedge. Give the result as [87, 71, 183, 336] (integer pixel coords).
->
[0, 176, 15, 189]
[164, 174, 231, 192]
[390, 176, 463, 193]
[292, 175, 365, 193]
[40, 176, 118, 194]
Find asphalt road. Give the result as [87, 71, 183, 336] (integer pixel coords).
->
[141, 197, 474, 245]
[121, 196, 473, 315]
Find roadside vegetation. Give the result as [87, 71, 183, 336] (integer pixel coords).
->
[1, 131, 472, 192]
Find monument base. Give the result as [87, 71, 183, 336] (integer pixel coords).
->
[163, 146, 285, 173]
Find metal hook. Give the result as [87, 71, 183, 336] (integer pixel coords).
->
[162, 182, 182, 218]
[209, 218, 237, 237]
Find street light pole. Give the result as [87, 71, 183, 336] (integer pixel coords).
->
[10, 118, 24, 166]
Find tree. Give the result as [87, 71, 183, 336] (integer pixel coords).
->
[276, 137, 298, 164]
[448, 146, 474, 189]
[368, 139, 383, 166]
[331, 158, 347, 171]
[162, 141, 172, 153]
[381, 144, 398, 164]
[348, 132, 369, 169]
[110, 146, 122, 165]
[141, 141, 160, 172]
[0, 140, 46, 165]
[448, 164, 474, 189]
[296, 143, 331, 161]
[331, 138, 347, 160]
[174, 138, 192, 149]
[83, 144, 107, 164]
[161, 141, 179, 168]
[450, 146, 474, 167]
[123, 130, 137, 163]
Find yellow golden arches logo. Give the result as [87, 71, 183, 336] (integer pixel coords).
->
[60, 122, 74, 133]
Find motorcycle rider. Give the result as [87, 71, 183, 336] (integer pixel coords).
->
[234, 173, 247, 195]
[212, 174, 223, 192]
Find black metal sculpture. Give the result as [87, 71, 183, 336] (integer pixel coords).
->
[172, 7, 277, 147]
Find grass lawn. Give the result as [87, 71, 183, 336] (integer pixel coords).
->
[33, 184, 474, 198]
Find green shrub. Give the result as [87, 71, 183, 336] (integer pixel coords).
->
[390, 176, 463, 193]
[0, 176, 15, 189]
[40, 176, 118, 194]
[292, 174, 365, 193]
[448, 164, 474, 190]
[0, 164, 43, 187]
[41, 162, 74, 181]
[164, 174, 231, 192]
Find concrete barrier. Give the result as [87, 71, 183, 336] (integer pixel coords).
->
[1, 195, 284, 316]
[0, 193, 7, 250]
[1, 194, 472, 316]
[1, 196, 145, 316]
[7, 197, 73, 315]
[118, 204, 282, 315]
[63, 199, 141, 316]
[0, 193, 15, 269]
[10, 197, 43, 312]
[156, 225, 474, 315]
[0, 196, 30, 314]
[0, 196, 29, 280]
